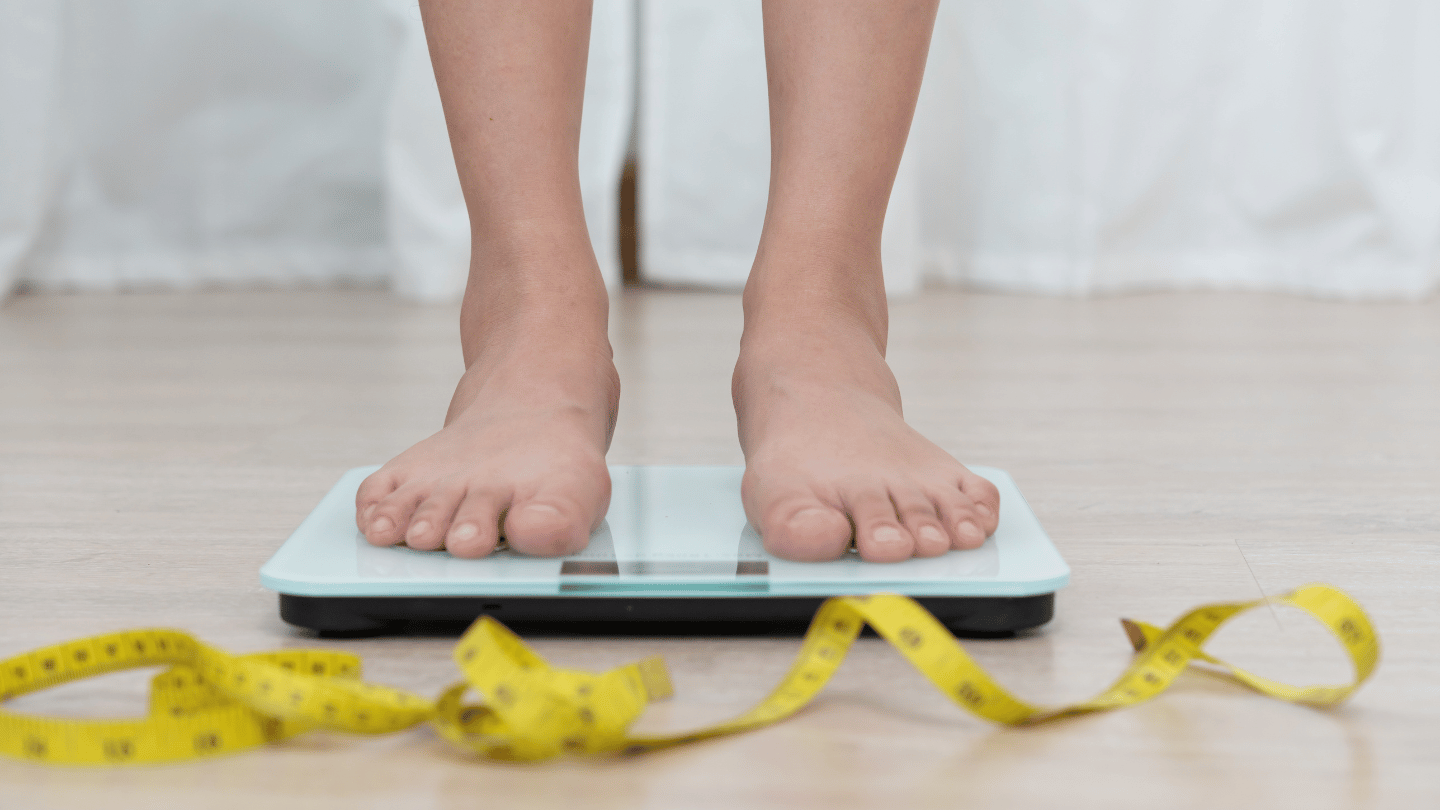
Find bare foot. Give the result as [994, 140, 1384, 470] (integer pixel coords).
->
[354, 266, 616, 558]
[733, 274, 999, 563]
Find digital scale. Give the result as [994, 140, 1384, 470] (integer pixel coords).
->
[261, 465, 1068, 636]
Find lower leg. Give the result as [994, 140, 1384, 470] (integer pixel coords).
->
[425, 0, 608, 365]
[746, 0, 936, 334]
[356, 0, 616, 558]
[737, 0, 1000, 561]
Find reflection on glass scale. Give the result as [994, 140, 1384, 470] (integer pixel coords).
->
[334, 464, 1071, 596]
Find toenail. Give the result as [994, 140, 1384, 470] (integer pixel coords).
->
[407, 520, 431, 540]
[873, 526, 905, 546]
[371, 516, 393, 535]
[918, 525, 945, 547]
[524, 503, 562, 517]
[976, 503, 993, 518]
[363, 504, 376, 521]
[449, 523, 478, 542]
[959, 520, 983, 540]
[788, 507, 836, 529]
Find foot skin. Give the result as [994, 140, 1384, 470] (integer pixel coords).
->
[733, 299, 1000, 563]
[354, 314, 618, 559]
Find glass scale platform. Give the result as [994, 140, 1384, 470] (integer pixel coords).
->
[261, 465, 1068, 635]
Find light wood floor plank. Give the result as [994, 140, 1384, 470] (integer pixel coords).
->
[1, 289, 1436, 809]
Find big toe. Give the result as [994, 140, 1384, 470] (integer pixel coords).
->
[757, 500, 852, 562]
[503, 501, 594, 556]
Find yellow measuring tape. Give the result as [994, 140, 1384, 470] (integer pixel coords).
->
[1, 583, 1378, 765]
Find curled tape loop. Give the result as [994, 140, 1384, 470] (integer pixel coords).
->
[0, 584, 1378, 765]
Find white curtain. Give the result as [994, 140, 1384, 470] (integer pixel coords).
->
[0, 0, 632, 301]
[3, 1, 1438, 302]
[640, 0, 1440, 299]
[3, 1, 396, 294]
[0, 1, 63, 297]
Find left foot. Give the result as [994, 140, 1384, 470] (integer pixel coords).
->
[733, 255, 1000, 563]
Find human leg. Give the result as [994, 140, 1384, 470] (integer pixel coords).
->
[736, 0, 1000, 562]
[355, 0, 615, 558]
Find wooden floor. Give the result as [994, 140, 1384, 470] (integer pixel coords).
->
[1, 288, 1436, 809]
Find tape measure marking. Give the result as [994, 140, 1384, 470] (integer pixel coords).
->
[0, 583, 1378, 765]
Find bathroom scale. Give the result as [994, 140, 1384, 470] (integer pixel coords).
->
[261, 465, 1069, 636]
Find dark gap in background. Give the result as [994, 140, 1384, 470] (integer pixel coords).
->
[620, 1, 642, 287]
[619, 154, 640, 285]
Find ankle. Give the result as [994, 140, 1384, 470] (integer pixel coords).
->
[742, 275, 887, 359]
[447, 308, 620, 430]
[461, 299, 612, 370]
[742, 238, 888, 349]
[458, 234, 610, 368]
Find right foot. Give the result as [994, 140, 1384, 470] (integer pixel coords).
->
[354, 262, 617, 558]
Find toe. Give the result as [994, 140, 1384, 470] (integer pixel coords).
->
[758, 500, 852, 562]
[960, 472, 1001, 535]
[501, 461, 607, 553]
[892, 488, 950, 557]
[934, 486, 987, 550]
[445, 489, 504, 558]
[850, 487, 915, 563]
[355, 469, 398, 532]
[403, 485, 466, 551]
[364, 485, 423, 547]
[503, 500, 591, 556]
[503, 468, 609, 557]
[743, 466, 852, 561]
